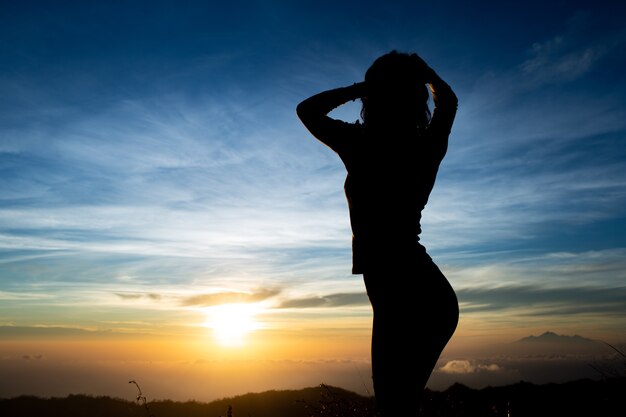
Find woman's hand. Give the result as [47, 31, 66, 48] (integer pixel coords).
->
[349, 81, 368, 100]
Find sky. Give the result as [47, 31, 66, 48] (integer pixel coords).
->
[1, 0, 626, 402]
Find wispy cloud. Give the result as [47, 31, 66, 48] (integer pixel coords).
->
[426, 52, 626, 254]
[180, 288, 281, 307]
[0, 326, 101, 338]
[0, 93, 353, 300]
[520, 35, 605, 84]
[518, 11, 626, 87]
[115, 292, 162, 301]
[458, 284, 626, 316]
[0, 291, 52, 301]
[278, 292, 368, 309]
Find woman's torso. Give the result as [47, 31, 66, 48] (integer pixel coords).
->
[337, 126, 443, 273]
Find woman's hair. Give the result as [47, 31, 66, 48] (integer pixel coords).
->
[361, 51, 431, 132]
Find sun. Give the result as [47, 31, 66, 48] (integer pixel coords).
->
[204, 303, 261, 347]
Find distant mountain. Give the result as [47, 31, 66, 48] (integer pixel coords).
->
[508, 331, 608, 357]
[515, 331, 596, 344]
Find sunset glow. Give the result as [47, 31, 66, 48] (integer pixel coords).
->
[0, 0, 625, 404]
[204, 304, 262, 347]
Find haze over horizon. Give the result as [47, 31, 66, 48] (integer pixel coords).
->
[1, 0, 625, 402]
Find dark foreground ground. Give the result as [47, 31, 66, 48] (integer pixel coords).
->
[1, 377, 624, 417]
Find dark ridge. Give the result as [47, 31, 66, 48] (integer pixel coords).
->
[1, 378, 624, 417]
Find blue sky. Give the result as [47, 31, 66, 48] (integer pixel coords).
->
[1, 0, 626, 399]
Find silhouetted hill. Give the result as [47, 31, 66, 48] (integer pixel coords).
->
[1, 378, 624, 417]
[422, 377, 624, 417]
[0, 385, 373, 417]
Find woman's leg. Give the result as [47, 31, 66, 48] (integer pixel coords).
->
[364, 260, 458, 416]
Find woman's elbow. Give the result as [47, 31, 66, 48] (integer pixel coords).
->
[296, 100, 310, 122]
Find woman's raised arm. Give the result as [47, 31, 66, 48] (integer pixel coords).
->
[296, 82, 366, 152]
[412, 54, 458, 159]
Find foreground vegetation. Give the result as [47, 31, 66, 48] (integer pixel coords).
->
[1, 377, 624, 417]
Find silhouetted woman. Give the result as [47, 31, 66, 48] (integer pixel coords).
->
[297, 51, 459, 416]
